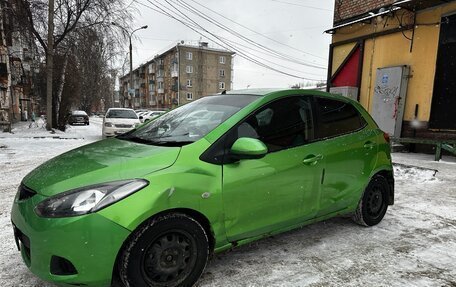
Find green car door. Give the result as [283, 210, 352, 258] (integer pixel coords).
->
[314, 97, 379, 216]
[222, 95, 324, 242]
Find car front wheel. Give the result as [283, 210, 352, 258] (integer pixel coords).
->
[353, 174, 389, 226]
[119, 213, 209, 287]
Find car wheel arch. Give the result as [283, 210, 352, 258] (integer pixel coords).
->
[111, 208, 215, 286]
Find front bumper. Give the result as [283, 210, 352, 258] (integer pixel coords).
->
[11, 193, 131, 287]
[69, 117, 89, 124]
[102, 126, 135, 137]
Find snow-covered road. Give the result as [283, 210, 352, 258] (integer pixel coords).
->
[0, 120, 455, 287]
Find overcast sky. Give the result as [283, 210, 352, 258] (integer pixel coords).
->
[124, 0, 335, 89]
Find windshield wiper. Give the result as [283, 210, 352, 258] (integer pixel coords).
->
[147, 133, 190, 140]
[151, 141, 194, 147]
[118, 135, 193, 147]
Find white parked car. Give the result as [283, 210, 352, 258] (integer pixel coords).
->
[102, 108, 141, 138]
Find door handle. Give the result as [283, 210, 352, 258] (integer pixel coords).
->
[364, 141, 376, 149]
[303, 154, 324, 165]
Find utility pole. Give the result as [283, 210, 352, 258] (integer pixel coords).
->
[111, 23, 147, 109]
[45, 0, 55, 130]
[129, 35, 133, 109]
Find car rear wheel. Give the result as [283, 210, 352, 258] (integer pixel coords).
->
[119, 213, 209, 287]
[353, 174, 389, 226]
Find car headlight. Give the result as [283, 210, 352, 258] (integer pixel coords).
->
[35, 179, 148, 218]
[104, 122, 113, 127]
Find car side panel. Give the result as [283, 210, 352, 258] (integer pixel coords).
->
[97, 139, 230, 250]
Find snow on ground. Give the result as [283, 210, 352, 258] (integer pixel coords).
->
[0, 121, 455, 286]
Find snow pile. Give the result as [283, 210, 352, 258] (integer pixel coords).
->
[393, 164, 438, 183]
[1, 117, 103, 141]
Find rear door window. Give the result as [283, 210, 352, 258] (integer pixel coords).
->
[315, 97, 366, 139]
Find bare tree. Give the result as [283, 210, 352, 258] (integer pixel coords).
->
[12, 0, 133, 130]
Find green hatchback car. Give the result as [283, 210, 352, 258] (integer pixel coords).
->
[11, 89, 394, 287]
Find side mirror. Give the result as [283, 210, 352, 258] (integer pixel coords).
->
[230, 137, 268, 160]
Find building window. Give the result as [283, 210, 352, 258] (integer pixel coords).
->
[157, 69, 164, 77]
[187, 79, 192, 87]
[219, 56, 226, 64]
[186, 52, 193, 60]
[186, 92, 193, 100]
[186, 65, 193, 73]
[219, 82, 225, 90]
[158, 81, 164, 89]
[219, 69, 225, 77]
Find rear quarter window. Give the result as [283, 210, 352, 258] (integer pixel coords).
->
[316, 97, 366, 139]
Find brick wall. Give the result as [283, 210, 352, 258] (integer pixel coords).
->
[334, 0, 396, 23]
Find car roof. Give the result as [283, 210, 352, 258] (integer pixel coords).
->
[72, 110, 87, 115]
[224, 88, 286, 96]
[223, 88, 354, 103]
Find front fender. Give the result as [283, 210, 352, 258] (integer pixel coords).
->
[97, 140, 228, 250]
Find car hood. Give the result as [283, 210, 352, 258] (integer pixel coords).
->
[22, 138, 181, 197]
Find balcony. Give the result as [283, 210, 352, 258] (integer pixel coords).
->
[171, 83, 178, 92]
[158, 88, 164, 94]
[171, 70, 178, 78]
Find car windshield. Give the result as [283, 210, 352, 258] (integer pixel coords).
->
[118, 95, 259, 146]
[72, 111, 87, 116]
[106, 109, 138, 119]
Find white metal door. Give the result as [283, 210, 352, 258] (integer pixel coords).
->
[371, 66, 409, 137]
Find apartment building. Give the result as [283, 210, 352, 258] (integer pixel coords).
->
[0, 0, 38, 131]
[120, 42, 235, 110]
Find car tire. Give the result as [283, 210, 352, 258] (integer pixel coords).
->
[119, 213, 209, 287]
[353, 174, 389, 226]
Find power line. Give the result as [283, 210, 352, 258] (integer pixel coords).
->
[165, 0, 326, 76]
[174, 0, 326, 69]
[270, 0, 333, 12]
[218, 35, 326, 77]
[187, 0, 328, 61]
[135, 0, 325, 81]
